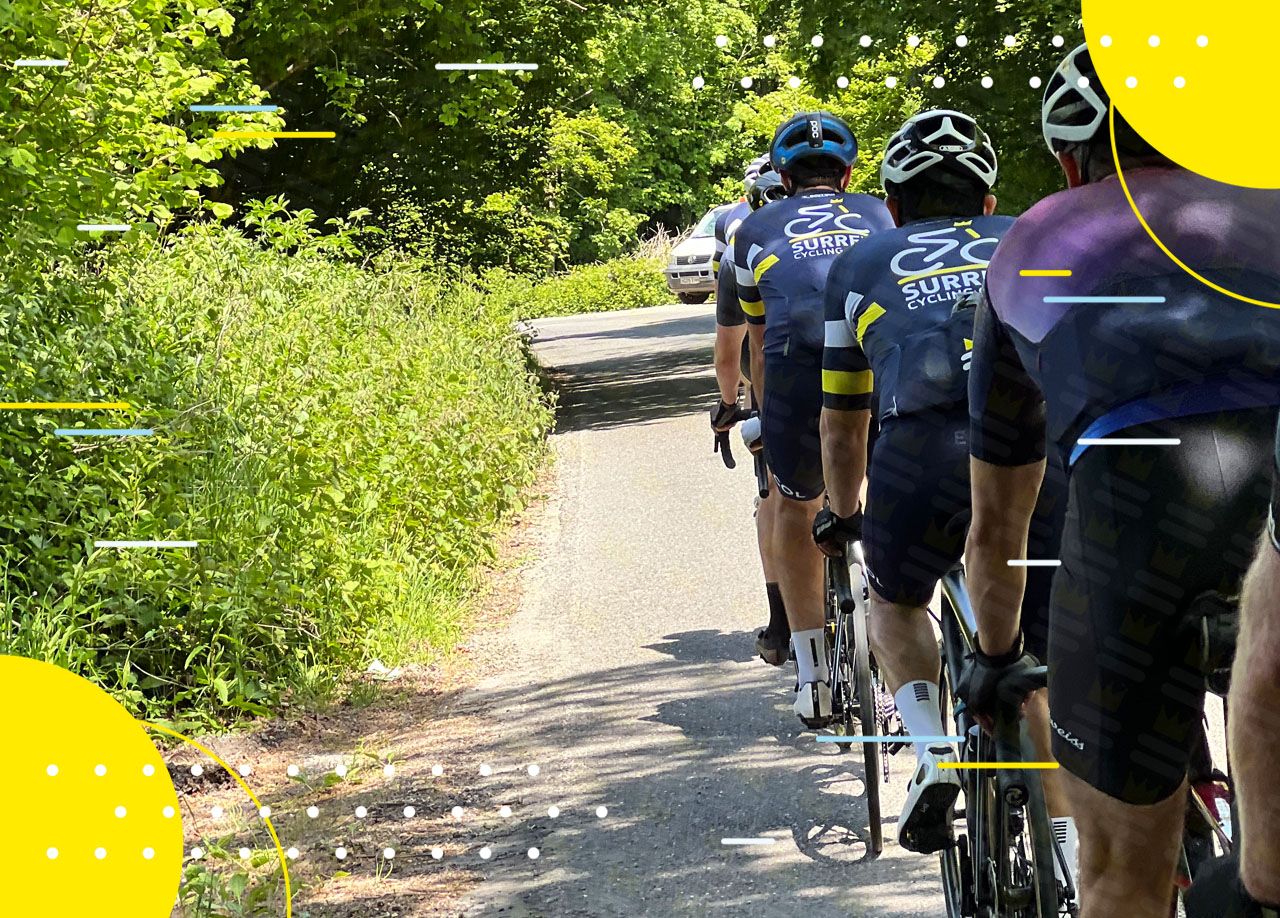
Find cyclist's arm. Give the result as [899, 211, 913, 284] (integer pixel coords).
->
[748, 324, 765, 405]
[735, 239, 768, 404]
[967, 292, 1049, 656]
[714, 243, 748, 403]
[968, 458, 1046, 655]
[820, 285, 874, 517]
[714, 325, 747, 404]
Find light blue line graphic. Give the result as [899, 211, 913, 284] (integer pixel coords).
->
[55, 428, 153, 437]
[189, 104, 280, 112]
[817, 735, 963, 744]
[77, 223, 130, 232]
[721, 838, 775, 846]
[1043, 296, 1166, 304]
[15, 59, 69, 67]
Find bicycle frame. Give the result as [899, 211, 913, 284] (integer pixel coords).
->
[938, 567, 1066, 918]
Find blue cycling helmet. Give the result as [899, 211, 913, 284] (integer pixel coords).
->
[770, 111, 858, 172]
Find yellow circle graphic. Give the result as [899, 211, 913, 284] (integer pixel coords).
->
[0, 655, 183, 917]
[1082, 0, 1280, 188]
[1108, 106, 1280, 311]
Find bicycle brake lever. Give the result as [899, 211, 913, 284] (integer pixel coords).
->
[715, 430, 737, 469]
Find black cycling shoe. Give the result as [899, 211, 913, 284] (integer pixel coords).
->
[754, 626, 791, 666]
[1185, 854, 1280, 918]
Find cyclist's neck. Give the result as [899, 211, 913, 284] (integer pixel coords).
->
[797, 185, 840, 196]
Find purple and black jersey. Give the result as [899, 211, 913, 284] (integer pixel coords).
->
[970, 167, 1280, 467]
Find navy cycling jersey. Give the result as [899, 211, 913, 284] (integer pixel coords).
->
[734, 189, 893, 361]
[970, 168, 1280, 468]
[823, 214, 1013, 415]
[713, 200, 751, 276]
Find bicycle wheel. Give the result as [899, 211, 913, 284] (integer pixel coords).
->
[825, 556, 857, 751]
[938, 598, 975, 918]
[995, 734, 1059, 917]
[849, 554, 884, 854]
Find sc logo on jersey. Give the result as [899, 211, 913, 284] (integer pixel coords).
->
[785, 204, 871, 259]
[890, 226, 999, 308]
[784, 204, 872, 239]
[889, 226, 999, 278]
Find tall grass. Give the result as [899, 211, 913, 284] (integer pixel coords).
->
[486, 233, 673, 319]
[1, 223, 551, 724]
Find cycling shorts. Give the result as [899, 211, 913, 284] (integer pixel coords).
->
[762, 355, 824, 501]
[863, 412, 1065, 660]
[1048, 408, 1276, 805]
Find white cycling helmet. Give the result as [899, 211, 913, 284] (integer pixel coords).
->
[880, 109, 998, 191]
[1041, 43, 1109, 155]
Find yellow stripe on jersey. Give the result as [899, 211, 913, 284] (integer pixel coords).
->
[855, 303, 887, 345]
[965, 228, 982, 239]
[896, 263, 987, 285]
[740, 298, 765, 317]
[822, 369, 875, 396]
[753, 254, 780, 283]
[964, 338, 974, 350]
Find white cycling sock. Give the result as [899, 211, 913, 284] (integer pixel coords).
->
[1051, 817, 1079, 900]
[792, 629, 828, 685]
[893, 681, 947, 758]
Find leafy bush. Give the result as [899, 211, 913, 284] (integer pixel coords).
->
[489, 242, 672, 320]
[1, 221, 551, 724]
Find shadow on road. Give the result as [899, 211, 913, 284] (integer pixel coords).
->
[549, 345, 716, 433]
[249, 651, 937, 918]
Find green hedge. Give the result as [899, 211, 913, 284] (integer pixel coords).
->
[1, 225, 551, 723]
[488, 251, 670, 320]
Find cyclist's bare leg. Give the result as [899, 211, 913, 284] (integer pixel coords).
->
[1232, 536, 1280, 903]
[1024, 694, 1069, 817]
[772, 494, 824, 632]
[1063, 769, 1185, 918]
[866, 593, 936, 691]
[756, 478, 778, 582]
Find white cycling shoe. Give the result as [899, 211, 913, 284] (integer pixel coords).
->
[898, 745, 962, 854]
[793, 680, 833, 728]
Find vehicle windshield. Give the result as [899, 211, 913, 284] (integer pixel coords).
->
[691, 206, 726, 238]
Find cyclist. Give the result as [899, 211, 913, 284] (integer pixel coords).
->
[710, 169, 792, 665]
[711, 157, 760, 276]
[961, 44, 1280, 918]
[1189, 415, 1280, 918]
[732, 111, 893, 725]
[814, 109, 1069, 859]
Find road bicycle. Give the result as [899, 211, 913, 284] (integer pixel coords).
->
[823, 539, 902, 855]
[1172, 590, 1240, 915]
[936, 565, 1068, 918]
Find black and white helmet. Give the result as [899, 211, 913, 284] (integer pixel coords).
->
[880, 109, 998, 191]
[743, 153, 772, 192]
[1042, 43, 1109, 154]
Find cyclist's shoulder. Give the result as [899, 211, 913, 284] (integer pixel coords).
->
[832, 191, 893, 217]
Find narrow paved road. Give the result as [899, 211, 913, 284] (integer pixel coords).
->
[456, 303, 946, 916]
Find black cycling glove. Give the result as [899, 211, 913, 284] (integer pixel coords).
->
[812, 506, 863, 558]
[710, 399, 743, 432]
[955, 635, 1038, 724]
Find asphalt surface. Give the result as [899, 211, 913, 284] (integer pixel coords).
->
[456, 303, 946, 917]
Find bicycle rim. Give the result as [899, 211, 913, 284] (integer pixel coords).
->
[850, 572, 883, 854]
[938, 607, 974, 917]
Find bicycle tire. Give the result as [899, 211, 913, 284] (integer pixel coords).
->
[938, 593, 975, 918]
[849, 556, 884, 855]
[994, 725, 1058, 918]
